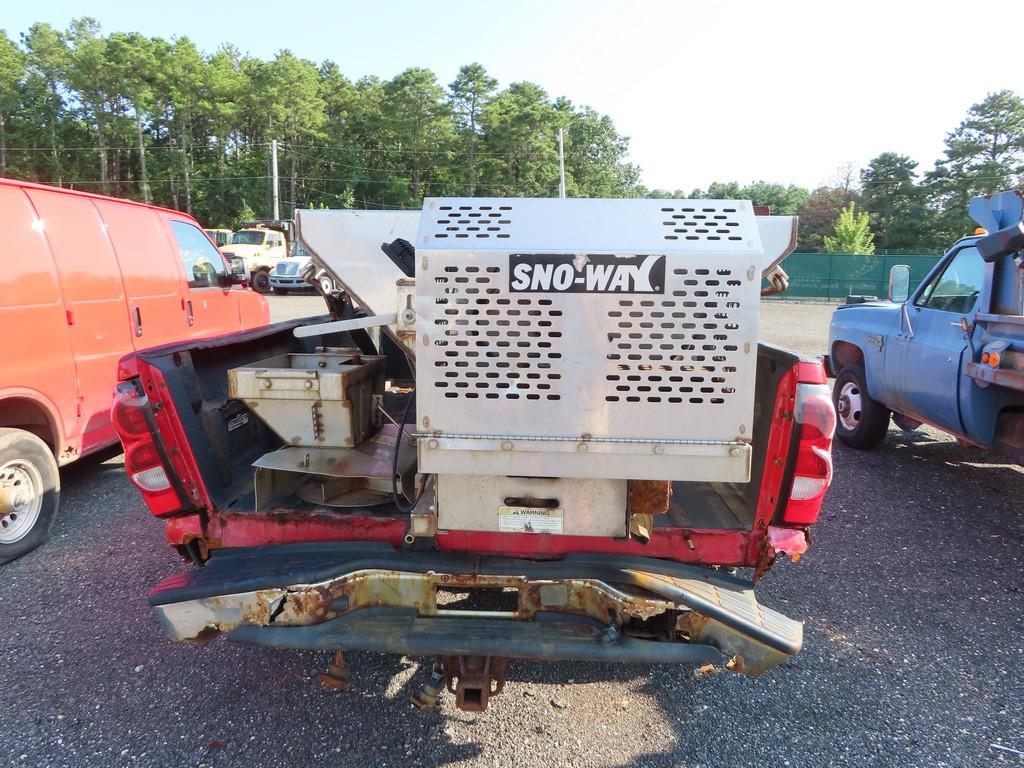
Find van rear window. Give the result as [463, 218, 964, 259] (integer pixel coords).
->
[171, 221, 227, 288]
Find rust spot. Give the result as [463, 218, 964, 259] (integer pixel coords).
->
[628, 480, 672, 516]
[695, 663, 720, 677]
[725, 655, 745, 673]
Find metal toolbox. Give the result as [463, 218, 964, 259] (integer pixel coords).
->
[228, 348, 386, 447]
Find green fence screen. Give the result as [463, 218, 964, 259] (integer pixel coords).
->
[769, 252, 943, 300]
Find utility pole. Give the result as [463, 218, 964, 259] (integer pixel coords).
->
[557, 129, 566, 199]
[271, 139, 280, 220]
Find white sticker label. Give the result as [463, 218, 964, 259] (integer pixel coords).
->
[498, 506, 564, 534]
[226, 412, 249, 432]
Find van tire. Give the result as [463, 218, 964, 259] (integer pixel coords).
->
[0, 428, 60, 565]
[251, 270, 271, 294]
[833, 364, 891, 450]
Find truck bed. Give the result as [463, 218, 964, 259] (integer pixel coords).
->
[133, 315, 801, 566]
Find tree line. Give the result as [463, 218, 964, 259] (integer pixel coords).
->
[0, 18, 1022, 252]
[0, 19, 641, 228]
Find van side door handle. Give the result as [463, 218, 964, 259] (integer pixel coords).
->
[186, 300, 195, 327]
[132, 306, 143, 337]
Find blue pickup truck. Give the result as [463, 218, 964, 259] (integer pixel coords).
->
[826, 191, 1024, 461]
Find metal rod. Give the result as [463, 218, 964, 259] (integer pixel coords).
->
[271, 139, 280, 221]
[557, 129, 566, 199]
[294, 312, 399, 339]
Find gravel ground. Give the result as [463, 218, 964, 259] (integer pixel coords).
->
[2, 297, 1022, 767]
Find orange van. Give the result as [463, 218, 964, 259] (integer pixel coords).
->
[0, 179, 268, 563]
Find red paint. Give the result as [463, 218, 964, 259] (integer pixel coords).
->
[767, 525, 809, 557]
[797, 359, 827, 385]
[208, 511, 409, 549]
[745, 367, 800, 564]
[0, 179, 268, 467]
[164, 514, 204, 546]
[435, 527, 749, 565]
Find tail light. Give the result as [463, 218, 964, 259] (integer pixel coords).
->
[782, 382, 836, 525]
[113, 379, 189, 515]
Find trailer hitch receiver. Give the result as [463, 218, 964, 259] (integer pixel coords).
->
[441, 655, 508, 712]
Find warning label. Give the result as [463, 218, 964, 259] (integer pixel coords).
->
[497, 506, 564, 534]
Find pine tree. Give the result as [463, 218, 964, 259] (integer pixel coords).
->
[824, 202, 875, 254]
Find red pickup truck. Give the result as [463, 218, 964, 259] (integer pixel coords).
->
[113, 199, 835, 711]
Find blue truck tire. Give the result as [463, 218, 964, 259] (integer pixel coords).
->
[832, 363, 891, 449]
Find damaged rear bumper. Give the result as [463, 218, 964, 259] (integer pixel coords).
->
[149, 543, 802, 676]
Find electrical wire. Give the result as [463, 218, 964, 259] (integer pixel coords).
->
[391, 390, 429, 515]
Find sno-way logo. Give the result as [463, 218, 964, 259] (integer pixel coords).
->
[509, 254, 665, 294]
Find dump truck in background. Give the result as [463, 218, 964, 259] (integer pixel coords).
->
[827, 190, 1024, 461]
[112, 198, 835, 711]
[221, 223, 290, 293]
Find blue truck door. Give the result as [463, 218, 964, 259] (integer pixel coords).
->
[896, 245, 985, 432]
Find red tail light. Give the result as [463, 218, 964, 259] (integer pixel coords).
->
[113, 380, 187, 515]
[782, 382, 836, 525]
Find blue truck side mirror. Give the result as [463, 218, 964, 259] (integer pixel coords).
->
[888, 265, 911, 303]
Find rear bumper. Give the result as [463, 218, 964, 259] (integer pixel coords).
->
[150, 544, 802, 675]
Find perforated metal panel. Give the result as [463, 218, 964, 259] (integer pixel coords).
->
[415, 198, 765, 483]
[431, 264, 565, 403]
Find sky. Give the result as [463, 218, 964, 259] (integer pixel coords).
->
[6, 0, 1023, 192]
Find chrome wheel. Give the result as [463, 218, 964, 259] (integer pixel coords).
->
[0, 459, 44, 544]
[836, 381, 863, 432]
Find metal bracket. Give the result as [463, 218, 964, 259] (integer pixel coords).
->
[899, 303, 915, 339]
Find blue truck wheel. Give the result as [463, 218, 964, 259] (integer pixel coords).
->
[832, 363, 891, 449]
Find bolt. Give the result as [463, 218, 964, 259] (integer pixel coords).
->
[428, 439, 439, 449]
[729, 447, 740, 457]
[653, 445, 664, 455]
[501, 441, 513, 451]
[577, 442, 588, 453]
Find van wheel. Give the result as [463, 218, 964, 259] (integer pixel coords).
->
[0, 428, 60, 565]
[251, 270, 271, 294]
[833, 364, 891, 449]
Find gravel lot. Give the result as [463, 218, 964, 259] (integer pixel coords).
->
[2, 297, 1022, 767]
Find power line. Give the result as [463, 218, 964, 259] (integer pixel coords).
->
[47, 175, 270, 186]
[3, 143, 274, 152]
[281, 141, 545, 158]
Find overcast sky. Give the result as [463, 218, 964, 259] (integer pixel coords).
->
[6, 0, 1022, 191]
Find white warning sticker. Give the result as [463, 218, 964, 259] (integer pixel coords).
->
[497, 506, 564, 534]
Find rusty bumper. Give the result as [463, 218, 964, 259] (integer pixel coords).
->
[149, 544, 802, 676]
